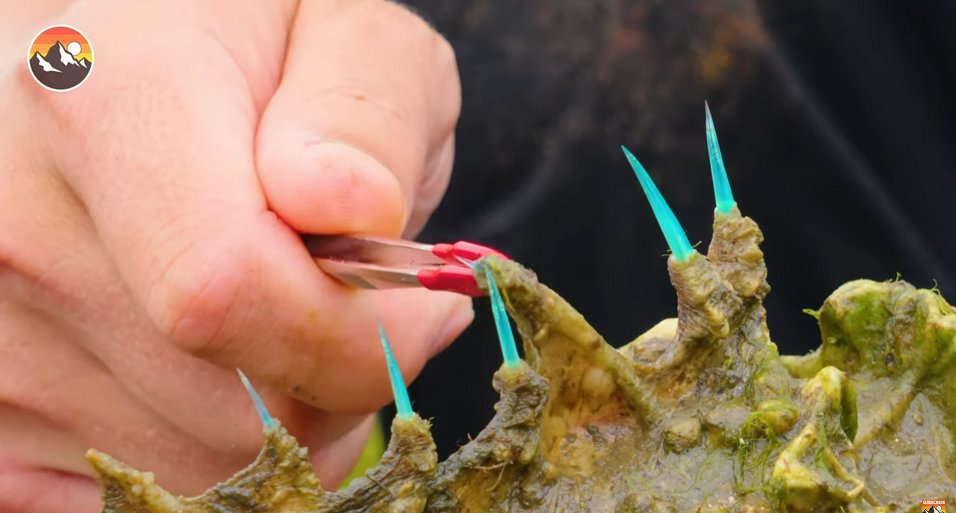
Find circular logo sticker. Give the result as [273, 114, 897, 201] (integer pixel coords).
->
[27, 25, 94, 92]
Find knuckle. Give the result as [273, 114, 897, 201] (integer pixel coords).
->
[148, 241, 248, 358]
[433, 33, 458, 72]
[318, 81, 420, 144]
[379, 2, 444, 52]
[432, 33, 461, 93]
[17, 65, 84, 137]
[436, 40, 462, 122]
[381, 0, 431, 30]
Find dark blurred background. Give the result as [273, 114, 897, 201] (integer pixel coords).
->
[394, 0, 955, 457]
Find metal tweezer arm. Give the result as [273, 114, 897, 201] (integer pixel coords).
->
[303, 235, 508, 297]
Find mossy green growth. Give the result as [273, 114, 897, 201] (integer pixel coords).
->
[87, 206, 955, 512]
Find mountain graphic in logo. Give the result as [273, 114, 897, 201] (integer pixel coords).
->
[27, 26, 93, 91]
[922, 499, 947, 513]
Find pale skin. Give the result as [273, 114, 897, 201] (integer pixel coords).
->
[0, 1, 473, 512]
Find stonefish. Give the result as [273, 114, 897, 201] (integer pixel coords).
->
[86, 111, 955, 513]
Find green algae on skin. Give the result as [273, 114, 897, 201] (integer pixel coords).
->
[88, 204, 956, 512]
[88, 413, 437, 513]
[87, 132, 955, 511]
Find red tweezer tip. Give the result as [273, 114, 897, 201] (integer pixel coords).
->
[419, 240, 508, 296]
[432, 241, 509, 264]
[417, 266, 484, 296]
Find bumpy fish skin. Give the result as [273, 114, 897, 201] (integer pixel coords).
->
[89, 206, 955, 512]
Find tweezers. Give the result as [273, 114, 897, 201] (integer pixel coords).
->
[303, 234, 508, 297]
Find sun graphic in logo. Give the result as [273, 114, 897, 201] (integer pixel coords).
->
[27, 25, 94, 92]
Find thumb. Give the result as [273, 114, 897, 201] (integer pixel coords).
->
[252, 1, 470, 409]
[256, 0, 461, 238]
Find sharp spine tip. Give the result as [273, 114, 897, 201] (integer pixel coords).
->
[236, 369, 276, 429]
[377, 322, 414, 420]
[705, 103, 736, 213]
[480, 263, 521, 369]
[620, 146, 694, 261]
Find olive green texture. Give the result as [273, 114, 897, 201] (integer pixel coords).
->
[87, 206, 955, 512]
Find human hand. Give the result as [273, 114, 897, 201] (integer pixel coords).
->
[0, 1, 471, 511]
